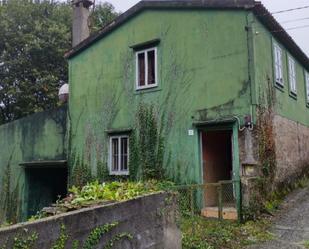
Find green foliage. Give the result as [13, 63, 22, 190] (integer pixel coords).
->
[51, 225, 68, 249]
[70, 156, 93, 188]
[0, 150, 19, 225]
[0, 0, 119, 124]
[103, 233, 133, 249]
[82, 223, 118, 249]
[130, 104, 165, 180]
[72, 241, 79, 249]
[66, 180, 172, 207]
[181, 216, 273, 249]
[304, 240, 309, 249]
[12, 232, 38, 249]
[89, 2, 118, 34]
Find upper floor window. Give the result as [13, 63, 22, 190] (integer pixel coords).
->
[288, 56, 297, 95]
[305, 72, 309, 104]
[273, 43, 283, 86]
[136, 47, 157, 90]
[109, 135, 129, 175]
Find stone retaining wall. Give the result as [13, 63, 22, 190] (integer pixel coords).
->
[273, 115, 309, 185]
[0, 193, 181, 249]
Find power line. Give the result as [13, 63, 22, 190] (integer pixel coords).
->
[257, 24, 309, 34]
[281, 17, 309, 24]
[271, 5, 309, 15]
[285, 24, 309, 31]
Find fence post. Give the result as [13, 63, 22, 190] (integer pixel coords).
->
[190, 187, 194, 217]
[190, 187, 195, 234]
[218, 184, 223, 220]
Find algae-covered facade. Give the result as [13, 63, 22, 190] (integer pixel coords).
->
[0, 107, 67, 223]
[0, 0, 309, 223]
[66, 0, 308, 200]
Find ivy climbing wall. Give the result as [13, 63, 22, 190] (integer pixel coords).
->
[68, 9, 252, 186]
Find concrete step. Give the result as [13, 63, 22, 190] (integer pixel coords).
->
[201, 207, 238, 220]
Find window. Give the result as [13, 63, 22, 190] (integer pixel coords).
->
[273, 43, 283, 86]
[109, 135, 129, 175]
[136, 47, 157, 90]
[288, 56, 297, 94]
[305, 72, 309, 104]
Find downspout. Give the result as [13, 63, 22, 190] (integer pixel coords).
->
[246, 11, 259, 124]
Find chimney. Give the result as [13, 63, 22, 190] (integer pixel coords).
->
[72, 0, 94, 47]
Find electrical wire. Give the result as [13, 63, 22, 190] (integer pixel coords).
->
[271, 5, 309, 15]
[269, 24, 309, 33]
[281, 17, 309, 24]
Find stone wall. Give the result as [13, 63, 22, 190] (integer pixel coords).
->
[0, 193, 181, 249]
[239, 114, 309, 206]
[273, 115, 309, 185]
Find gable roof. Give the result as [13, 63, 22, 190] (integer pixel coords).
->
[65, 0, 309, 71]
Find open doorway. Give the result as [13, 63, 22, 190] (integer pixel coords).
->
[24, 166, 67, 218]
[201, 130, 233, 207]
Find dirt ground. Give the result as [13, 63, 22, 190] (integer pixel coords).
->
[249, 185, 309, 249]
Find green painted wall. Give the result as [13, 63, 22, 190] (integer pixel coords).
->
[0, 106, 67, 223]
[68, 9, 252, 185]
[253, 16, 309, 125]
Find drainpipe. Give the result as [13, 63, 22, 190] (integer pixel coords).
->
[246, 12, 259, 124]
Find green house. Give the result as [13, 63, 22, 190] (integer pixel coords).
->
[1, 0, 309, 222]
[66, 0, 309, 214]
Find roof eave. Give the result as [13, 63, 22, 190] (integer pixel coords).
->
[65, 0, 255, 59]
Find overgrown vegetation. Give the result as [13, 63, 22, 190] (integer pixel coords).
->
[1, 223, 131, 249]
[264, 175, 309, 213]
[0, 151, 20, 225]
[28, 180, 174, 217]
[12, 232, 38, 249]
[181, 216, 273, 249]
[129, 104, 165, 180]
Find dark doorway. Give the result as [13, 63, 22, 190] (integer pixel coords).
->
[25, 167, 67, 218]
[201, 130, 233, 206]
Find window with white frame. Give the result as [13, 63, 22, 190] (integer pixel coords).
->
[109, 135, 129, 175]
[273, 43, 283, 86]
[136, 47, 157, 90]
[305, 72, 309, 104]
[288, 56, 297, 94]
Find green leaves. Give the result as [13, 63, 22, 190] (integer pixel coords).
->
[64, 180, 173, 208]
[0, 0, 118, 124]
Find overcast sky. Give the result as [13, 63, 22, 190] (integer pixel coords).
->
[99, 0, 309, 56]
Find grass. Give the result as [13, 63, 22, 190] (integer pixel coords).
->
[304, 240, 309, 249]
[264, 175, 309, 213]
[181, 215, 274, 249]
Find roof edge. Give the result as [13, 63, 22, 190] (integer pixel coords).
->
[65, 0, 309, 71]
[65, 0, 255, 59]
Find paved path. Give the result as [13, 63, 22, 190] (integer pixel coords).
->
[249, 185, 309, 249]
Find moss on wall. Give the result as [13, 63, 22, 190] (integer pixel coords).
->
[0, 107, 67, 223]
[68, 9, 252, 185]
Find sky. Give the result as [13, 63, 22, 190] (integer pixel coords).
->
[99, 0, 309, 56]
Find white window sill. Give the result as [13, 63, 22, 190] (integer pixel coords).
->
[109, 171, 129, 176]
[136, 84, 158, 91]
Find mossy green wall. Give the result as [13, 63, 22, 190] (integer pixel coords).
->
[0, 107, 67, 223]
[253, 17, 309, 125]
[68, 9, 252, 185]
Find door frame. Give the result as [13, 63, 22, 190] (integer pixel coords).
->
[198, 122, 241, 216]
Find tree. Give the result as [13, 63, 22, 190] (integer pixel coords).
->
[0, 0, 118, 124]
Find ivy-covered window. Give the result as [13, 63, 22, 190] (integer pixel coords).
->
[288, 56, 297, 95]
[136, 47, 157, 90]
[273, 43, 284, 87]
[109, 135, 129, 175]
